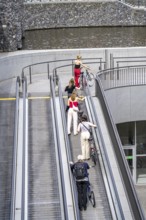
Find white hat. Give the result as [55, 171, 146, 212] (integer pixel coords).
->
[77, 155, 84, 160]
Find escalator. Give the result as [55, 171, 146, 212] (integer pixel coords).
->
[0, 78, 19, 220]
[0, 100, 15, 219]
[69, 101, 113, 220]
[28, 98, 64, 219]
[19, 75, 77, 220]
[57, 77, 119, 220]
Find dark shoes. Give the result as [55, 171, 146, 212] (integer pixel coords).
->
[79, 206, 87, 211]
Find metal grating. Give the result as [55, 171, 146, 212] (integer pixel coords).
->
[28, 99, 62, 220]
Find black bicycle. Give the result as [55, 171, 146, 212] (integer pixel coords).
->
[79, 70, 94, 89]
[89, 139, 98, 165]
[87, 181, 96, 207]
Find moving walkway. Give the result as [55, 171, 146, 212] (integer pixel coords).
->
[21, 76, 77, 220]
[57, 76, 121, 220]
[0, 78, 20, 220]
[57, 72, 145, 219]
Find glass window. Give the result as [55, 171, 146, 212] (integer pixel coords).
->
[117, 122, 135, 146]
[136, 121, 146, 155]
[137, 156, 146, 184]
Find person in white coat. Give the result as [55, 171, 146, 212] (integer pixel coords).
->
[77, 115, 96, 160]
[67, 93, 84, 135]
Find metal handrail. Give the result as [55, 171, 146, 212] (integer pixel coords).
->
[10, 77, 20, 220]
[21, 57, 105, 84]
[50, 75, 68, 219]
[95, 76, 145, 219]
[58, 77, 80, 220]
[52, 61, 104, 75]
[21, 76, 27, 220]
[97, 64, 146, 75]
[84, 77, 124, 219]
[97, 65, 146, 90]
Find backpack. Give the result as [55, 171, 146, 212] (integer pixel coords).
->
[74, 162, 86, 180]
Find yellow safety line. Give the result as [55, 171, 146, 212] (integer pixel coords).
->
[62, 96, 68, 99]
[0, 98, 16, 101]
[28, 96, 50, 100]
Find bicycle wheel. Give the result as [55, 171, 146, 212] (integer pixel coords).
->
[87, 73, 94, 87]
[89, 191, 96, 207]
[91, 153, 97, 165]
[78, 75, 83, 89]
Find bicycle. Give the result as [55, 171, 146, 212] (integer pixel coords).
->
[89, 137, 98, 165]
[90, 145, 98, 166]
[78, 70, 94, 89]
[87, 181, 96, 208]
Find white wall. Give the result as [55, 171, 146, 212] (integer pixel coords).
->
[0, 49, 105, 81]
[105, 85, 146, 124]
[0, 47, 146, 81]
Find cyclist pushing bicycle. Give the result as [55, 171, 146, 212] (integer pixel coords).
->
[70, 155, 95, 211]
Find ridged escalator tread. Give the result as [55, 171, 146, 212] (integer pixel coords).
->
[0, 100, 15, 220]
[70, 100, 112, 220]
[28, 99, 62, 220]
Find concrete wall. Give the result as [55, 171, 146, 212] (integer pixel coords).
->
[0, 0, 24, 52]
[0, 0, 146, 51]
[23, 1, 146, 30]
[0, 47, 146, 81]
[105, 85, 146, 124]
[0, 49, 106, 81]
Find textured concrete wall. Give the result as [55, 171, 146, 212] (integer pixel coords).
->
[0, 0, 24, 52]
[0, 1, 146, 51]
[23, 1, 146, 30]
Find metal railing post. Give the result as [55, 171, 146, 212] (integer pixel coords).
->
[110, 53, 114, 69]
[72, 60, 74, 76]
[117, 62, 119, 80]
[100, 58, 102, 70]
[29, 66, 32, 84]
[47, 63, 50, 79]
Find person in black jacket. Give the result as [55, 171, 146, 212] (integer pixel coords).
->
[65, 78, 76, 98]
[70, 155, 90, 211]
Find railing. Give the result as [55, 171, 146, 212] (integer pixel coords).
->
[10, 77, 20, 220]
[21, 76, 28, 220]
[95, 76, 145, 219]
[85, 76, 124, 219]
[97, 65, 146, 90]
[58, 77, 80, 220]
[110, 54, 146, 69]
[50, 75, 68, 219]
[22, 58, 105, 84]
[119, 0, 146, 7]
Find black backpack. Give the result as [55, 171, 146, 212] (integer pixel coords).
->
[74, 162, 86, 180]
